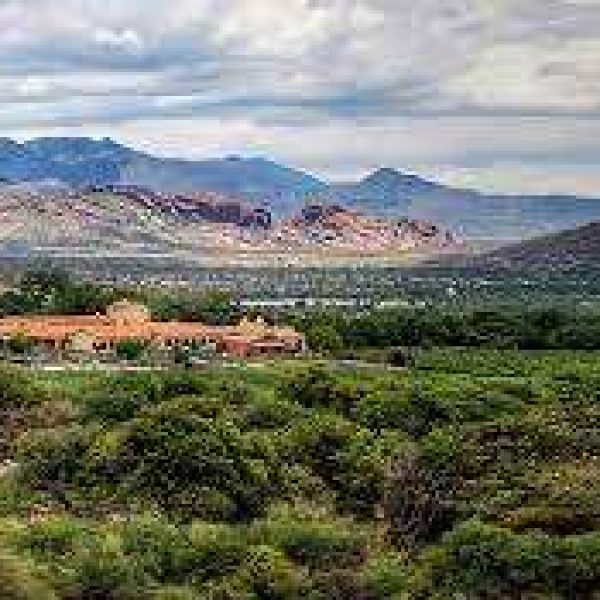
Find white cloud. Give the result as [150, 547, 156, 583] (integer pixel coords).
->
[443, 39, 600, 111]
[0, 0, 598, 195]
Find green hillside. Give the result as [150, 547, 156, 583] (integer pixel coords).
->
[0, 352, 599, 598]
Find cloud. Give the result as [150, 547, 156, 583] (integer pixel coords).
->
[0, 0, 598, 195]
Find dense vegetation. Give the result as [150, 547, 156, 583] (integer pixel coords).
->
[1, 349, 600, 598]
[0, 265, 240, 326]
[292, 305, 600, 354]
[5, 258, 600, 311]
[6, 266, 600, 357]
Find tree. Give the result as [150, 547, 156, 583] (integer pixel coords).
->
[195, 290, 238, 325]
[20, 264, 70, 295]
[172, 346, 192, 367]
[7, 332, 34, 356]
[148, 290, 238, 326]
[114, 339, 146, 362]
[305, 324, 343, 356]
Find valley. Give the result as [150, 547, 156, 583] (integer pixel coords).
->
[2, 1, 599, 597]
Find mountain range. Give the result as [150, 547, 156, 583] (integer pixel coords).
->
[0, 184, 460, 262]
[1, 137, 599, 242]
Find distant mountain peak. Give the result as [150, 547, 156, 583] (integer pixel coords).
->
[362, 167, 435, 189]
[25, 136, 129, 153]
[364, 167, 403, 182]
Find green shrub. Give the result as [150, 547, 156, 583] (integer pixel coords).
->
[115, 408, 280, 519]
[354, 390, 411, 433]
[480, 460, 600, 534]
[82, 388, 155, 425]
[242, 397, 305, 430]
[0, 547, 57, 600]
[149, 586, 202, 600]
[15, 517, 96, 562]
[16, 425, 94, 499]
[249, 512, 369, 570]
[336, 430, 408, 516]
[114, 340, 147, 362]
[362, 551, 412, 599]
[6, 332, 34, 356]
[240, 545, 305, 600]
[280, 412, 359, 484]
[120, 516, 199, 583]
[10, 518, 145, 599]
[63, 535, 145, 600]
[303, 567, 377, 600]
[418, 519, 600, 597]
[279, 367, 365, 415]
[120, 518, 248, 585]
[0, 367, 43, 410]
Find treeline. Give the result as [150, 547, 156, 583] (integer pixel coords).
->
[292, 306, 600, 353]
[0, 266, 122, 317]
[0, 265, 239, 325]
[6, 265, 600, 354]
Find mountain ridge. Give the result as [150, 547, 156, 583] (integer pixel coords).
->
[473, 220, 600, 270]
[1, 137, 599, 241]
[0, 184, 461, 261]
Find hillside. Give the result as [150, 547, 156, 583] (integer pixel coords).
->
[1, 351, 600, 598]
[0, 138, 325, 211]
[1, 137, 599, 241]
[331, 168, 600, 242]
[0, 185, 460, 262]
[475, 221, 600, 270]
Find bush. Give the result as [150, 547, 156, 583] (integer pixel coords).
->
[101, 406, 281, 520]
[62, 536, 145, 600]
[0, 547, 57, 600]
[120, 517, 247, 585]
[304, 567, 376, 600]
[0, 367, 42, 410]
[115, 340, 147, 362]
[362, 551, 412, 599]
[280, 412, 359, 485]
[6, 332, 34, 356]
[11, 518, 144, 599]
[384, 445, 458, 550]
[355, 387, 450, 437]
[15, 516, 96, 562]
[417, 519, 600, 597]
[16, 425, 94, 500]
[279, 367, 365, 415]
[0, 367, 49, 460]
[249, 511, 369, 570]
[149, 587, 202, 600]
[240, 545, 305, 600]
[336, 430, 408, 516]
[242, 398, 305, 430]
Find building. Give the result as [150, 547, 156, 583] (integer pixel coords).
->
[0, 300, 306, 359]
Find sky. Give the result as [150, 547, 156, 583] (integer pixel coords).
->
[1, 0, 598, 195]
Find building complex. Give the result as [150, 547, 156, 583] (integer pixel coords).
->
[0, 300, 306, 359]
